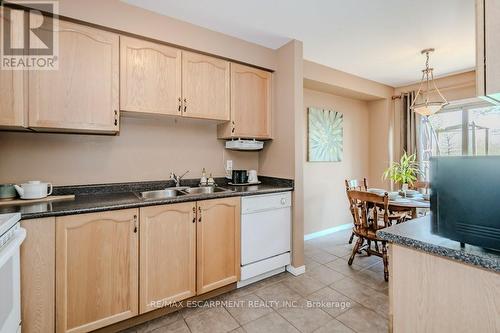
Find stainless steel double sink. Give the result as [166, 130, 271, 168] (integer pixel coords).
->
[137, 186, 232, 200]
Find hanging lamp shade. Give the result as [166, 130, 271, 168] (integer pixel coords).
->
[410, 48, 448, 116]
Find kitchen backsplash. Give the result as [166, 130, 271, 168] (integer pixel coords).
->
[0, 116, 259, 186]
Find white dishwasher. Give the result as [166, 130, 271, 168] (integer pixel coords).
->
[239, 191, 292, 287]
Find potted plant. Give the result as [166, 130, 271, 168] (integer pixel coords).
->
[383, 152, 422, 195]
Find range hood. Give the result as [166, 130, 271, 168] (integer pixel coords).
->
[225, 139, 264, 151]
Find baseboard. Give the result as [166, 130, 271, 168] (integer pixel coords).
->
[286, 265, 305, 276]
[304, 223, 352, 241]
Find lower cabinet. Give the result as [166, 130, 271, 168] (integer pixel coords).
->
[197, 197, 241, 294]
[20, 198, 240, 332]
[55, 209, 139, 333]
[140, 202, 197, 314]
[20, 217, 56, 333]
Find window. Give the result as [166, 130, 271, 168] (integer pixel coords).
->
[426, 101, 500, 156]
[418, 99, 500, 179]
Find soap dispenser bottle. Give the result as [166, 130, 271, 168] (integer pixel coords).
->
[200, 168, 207, 186]
[207, 173, 215, 186]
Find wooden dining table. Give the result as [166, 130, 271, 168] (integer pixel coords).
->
[388, 196, 430, 219]
[367, 188, 430, 219]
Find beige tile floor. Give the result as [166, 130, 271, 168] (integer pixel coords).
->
[123, 229, 389, 333]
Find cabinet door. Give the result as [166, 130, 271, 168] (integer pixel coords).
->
[29, 18, 119, 133]
[139, 202, 196, 314]
[485, 0, 500, 98]
[21, 217, 55, 333]
[56, 209, 139, 333]
[197, 197, 240, 294]
[120, 36, 182, 115]
[0, 8, 27, 129]
[182, 51, 230, 120]
[218, 63, 272, 139]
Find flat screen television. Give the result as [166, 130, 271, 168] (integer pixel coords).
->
[431, 156, 500, 251]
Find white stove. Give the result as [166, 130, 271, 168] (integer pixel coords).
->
[0, 212, 25, 333]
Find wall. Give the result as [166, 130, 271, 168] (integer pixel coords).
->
[304, 60, 394, 191]
[302, 60, 394, 230]
[304, 60, 394, 100]
[303, 89, 370, 234]
[368, 99, 393, 188]
[30, 0, 277, 71]
[0, 116, 258, 185]
[259, 40, 305, 267]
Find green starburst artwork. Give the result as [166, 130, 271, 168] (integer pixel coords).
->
[308, 107, 343, 162]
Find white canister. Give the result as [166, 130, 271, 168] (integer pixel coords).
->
[247, 170, 258, 183]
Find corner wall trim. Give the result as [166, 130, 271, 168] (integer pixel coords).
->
[286, 265, 305, 276]
[304, 223, 352, 241]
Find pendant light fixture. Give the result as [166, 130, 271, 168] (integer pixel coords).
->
[410, 48, 448, 116]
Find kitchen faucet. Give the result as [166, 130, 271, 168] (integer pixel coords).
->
[170, 170, 189, 187]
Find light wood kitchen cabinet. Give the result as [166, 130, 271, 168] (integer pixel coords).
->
[120, 36, 182, 116]
[182, 51, 230, 120]
[55, 209, 139, 333]
[29, 18, 119, 134]
[0, 8, 27, 129]
[120, 39, 229, 121]
[139, 202, 197, 314]
[196, 197, 241, 294]
[218, 63, 272, 139]
[476, 0, 500, 102]
[20, 217, 55, 333]
[0, 62, 26, 129]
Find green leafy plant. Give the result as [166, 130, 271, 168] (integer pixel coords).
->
[383, 151, 422, 185]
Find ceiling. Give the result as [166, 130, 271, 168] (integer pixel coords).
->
[122, 0, 475, 87]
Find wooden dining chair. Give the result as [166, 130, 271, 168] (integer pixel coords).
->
[347, 190, 390, 281]
[345, 178, 368, 244]
[410, 180, 431, 217]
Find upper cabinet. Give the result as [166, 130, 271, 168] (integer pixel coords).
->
[29, 19, 119, 134]
[476, 0, 500, 102]
[0, 60, 26, 129]
[218, 63, 272, 140]
[120, 38, 230, 121]
[0, 12, 273, 138]
[0, 8, 27, 129]
[120, 36, 182, 116]
[182, 52, 230, 120]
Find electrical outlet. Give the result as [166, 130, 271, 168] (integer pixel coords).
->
[226, 160, 233, 179]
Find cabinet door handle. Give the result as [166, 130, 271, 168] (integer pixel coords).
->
[192, 206, 196, 223]
[114, 110, 118, 126]
[184, 98, 187, 113]
[133, 215, 138, 233]
[178, 97, 182, 112]
[198, 206, 202, 222]
[231, 121, 235, 134]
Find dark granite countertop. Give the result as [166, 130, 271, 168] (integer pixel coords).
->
[378, 216, 500, 273]
[0, 176, 293, 220]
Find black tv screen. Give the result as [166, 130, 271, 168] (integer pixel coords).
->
[431, 156, 500, 251]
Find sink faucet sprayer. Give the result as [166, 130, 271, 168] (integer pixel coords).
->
[170, 170, 190, 187]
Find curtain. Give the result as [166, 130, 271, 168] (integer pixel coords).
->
[401, 92, 421, 157]
[401, 91, 434, 180]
